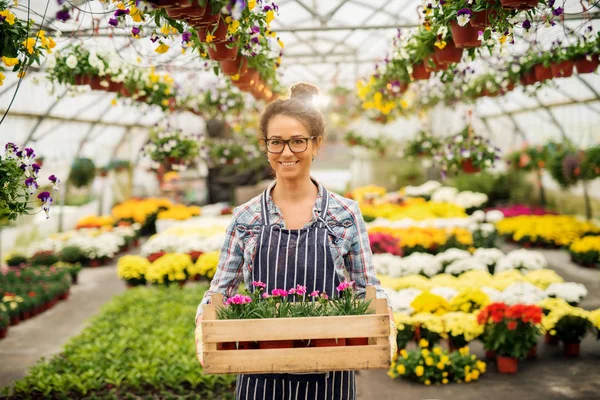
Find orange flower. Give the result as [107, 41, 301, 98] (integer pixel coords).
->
[507, 321, 517, 331]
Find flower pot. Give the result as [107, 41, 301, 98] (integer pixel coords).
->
[499, 0, 539, 9]
[133, 239, 140, 247]
[470, 9, 497, 29]
[411, 63, 431, 80]
[485, 350, 496, 360]
[450, 21, 481, 49]
[527, 345, 537, 360]
[461, 159, 481, 174]
[347, 337, 368, 346]
[534, 64, 553, 82]
[89, 76, 104, 91]
[88, 259, 102, 268]
[551, 61, 574, 78]
[22, 311, 31, 320]
[544, 332, 559, 345]
[188, 250, 203, 262]
[196, 2, 220, 25]
[147, 251, 167, 262]
[496, 355, 518, 374]
[313, 338, 346, 347]
[177, 280, 186, 288]
[58, 291, 70, 301]
[575, 56, 599, 74]
[220, 56, 248, 76]
[258, 340, 295, 349]
[10, 316, 20, 326]
[73, 75, 92, 86]
[294, 339, 314, 348]
[72, 274, 79, 285]
[0, 327, 7, 339]
[433, 40, 463, 65]
[218, 341, 255, 350]
[563, 342, 580, 357]
[197, 16, 227, 43]
[235, 68, 259, 85]
[520, 70, 536, 86]
[208, 43, 238, 61]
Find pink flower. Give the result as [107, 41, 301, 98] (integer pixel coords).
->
[288, 288, 296, 295]
[310, 290, 320, 297]
[336, 281, 355, 292]
[320, 293, 329, 300]
[226, 294, 252, 305]
[271, 288, 288, 297]
[252, 281, 266, 289]
[295, 285, 307, 296]
[262, 293, 270, 299]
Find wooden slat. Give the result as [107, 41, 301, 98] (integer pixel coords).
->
[202, 314, 389, 343]
[375, 298, 389, 346]
[202, 345, 390, 374]
[202, 302, 217, 352]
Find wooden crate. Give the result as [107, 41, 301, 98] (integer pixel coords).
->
[201, 286, 390, 374]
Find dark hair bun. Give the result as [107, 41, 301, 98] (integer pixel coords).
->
[289, 82, 319, 100]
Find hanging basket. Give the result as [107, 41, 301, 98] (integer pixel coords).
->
[235, 68, 259, 85]
[520, 70, 536, 86]
[433, 39, 464, 65]
[197, 16, 226, 43]
[208, 43, 238, 61]
[412, 63, 431, 80]
[534, 64, 553, 82]
[424, 55, 448, 72]
[499, 0, 539, 9]
[450, 21, 481, 49]
[197, 2, 220, 25]
[470, 9, 497, 29]
[550, 61, 574, 78]
[220, 56, 248, 75]
[575, 56, 599, 74]
[461, 159, 481, 174]
[73, 74, 92, 86]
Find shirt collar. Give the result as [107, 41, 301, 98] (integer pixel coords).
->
[256, 178, 329, 214]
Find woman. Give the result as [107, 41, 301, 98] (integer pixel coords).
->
[195, 83, 395, 399]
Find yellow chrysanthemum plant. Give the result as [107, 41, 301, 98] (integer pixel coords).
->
[569, 235, 600, 268]
[117, 255, 150, 287]
[0, 2, 56, 86]
[145, 253, 193, 286]
[157, 205, 201, 221]
[112, 198, 173, 235]
[410, 313, 447, 348]
[590, 309, 600, 341]
[442, 312, 485, 350]
[449, 288, 490, 314]
[541, 301, 593, 354]
[388, 341, 486, 385]
[187, 250, 220, 280]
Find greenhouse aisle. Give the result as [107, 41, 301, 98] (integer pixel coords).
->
[0, 264, 126, 387]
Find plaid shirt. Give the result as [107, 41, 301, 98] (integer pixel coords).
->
[195, 180, 389, 321]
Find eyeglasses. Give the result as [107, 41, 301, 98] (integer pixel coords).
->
[264, 137, 316, 154]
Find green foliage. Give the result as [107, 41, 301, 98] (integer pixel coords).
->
[30, 251, 59, 267]
[580, 145, 600, 181]
[60, 246, 85, 264]
[6, 253, 27, 266]
[0, 155, 30, 221]
[546, 144, 581, 188]
[404, 131, 442, 158]
[554, 315, 592, 344]
[69, 158, 96, 188]
[448, 170, 531, 207]
[3, 285, 236, 399]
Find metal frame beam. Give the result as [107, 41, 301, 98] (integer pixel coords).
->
[480, 97, 600, 119]
[2, 110, 153, 129]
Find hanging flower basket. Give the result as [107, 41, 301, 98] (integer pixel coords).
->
[575, 56, 599, 74]
[433, 39, 463, 65]
[198, 16, 226, 43]
[450, 21, 481, 49]
[551, 61, 574, 78]
[520, 70, 536, 86]
[411, 63, 431, 80]
[424, 56, 448, 73]
[197, 2, 220, 25]
[73, 74, 92, 86]
[534, 64, 552, 82]
[496, 355, 518, 374]
[220, 56, 248, 76]
[461, 159, 481, 174]
[208, 43, 238, 61]
[470, 8, 497, 29]
[235, 68, 259, 85]
[499, 0, 539, 9]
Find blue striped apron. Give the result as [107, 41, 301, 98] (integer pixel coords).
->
[236, 186, 355, 400]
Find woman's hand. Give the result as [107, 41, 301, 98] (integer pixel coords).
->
[195, 315, 204, 367]
[388, 308, 398, 361]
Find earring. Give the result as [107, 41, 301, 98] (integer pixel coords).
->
[312, 156, 315, 162]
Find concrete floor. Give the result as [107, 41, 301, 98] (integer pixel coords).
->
[1, 245, 599, 399]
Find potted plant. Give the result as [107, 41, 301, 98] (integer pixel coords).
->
[143, 125, 201, 171]
[117, 255, 150, 288]
[543, 306, 592, 357]
[145, 253, 192, 287]
[68, 158, 96, 188]
[477, 302, 542, 374]
[404, 130, 442, 158]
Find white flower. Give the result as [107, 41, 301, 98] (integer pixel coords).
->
[430, 287, 459, 302]
[404, 180, 441, 198]
[389, 288, 422, 314]
[454, 135, 464, 143]
[481, 286, 502, 302]
[485, 210, 504, 223]
[66, 55, 78, 69]
[457, 14, 471, 27]
[496, 249, 547, 273]
[545, 282, 588, 305]
[435, 248, 471, 266]
[431, 187, 459, 203]
[471, 210, 486, 223]
[501, 282, 546, 305]
[45, 54, 56, 69]
[445, 258, 488, 276]
[473, 248, 505, 266]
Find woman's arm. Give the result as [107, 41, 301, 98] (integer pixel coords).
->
[195, 208, 245, 323]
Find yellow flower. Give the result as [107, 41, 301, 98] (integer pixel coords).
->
[459, 347, 470, 356]
[130, 5, 143, 22]
[265, 9, 275, 25]
[0, 10, 15, 25]
[117, 255, 150, 280]
[160, 24, 173, 35]
[424, 379, 431, 385]
[434, 40, 447, 49]
[277, 38, 284, 48]
[161, 99, 170, 107]
[442, 378, 449, 384]
[248, 0, 256, 9]
[465, 375, 472, 383]
[0, 72, 5, 86]
[499, 35, 507, 44]
[231, 73, 240, 81]
[155, 43, 170, 54]
[228, 19, 240, 34]
[442, 372, 448, 377]
[415, 366, 424, 377]
[396, 364, 405, 375]
[425, 357, 434, 366]
[476, 361, 487, 373]
[421, 348, 430, 357]
[436, 362, 444, 370]
[2, 56, 18, 67]
[433, 347, 442, 355]
[22, 37, 36, 54]
[111, 98, 117, 106]
[471, 370, 480, 380]
[400, 349, 408, 359]
[440, 355, 449, 364]
[205, 33, 215, 43]
[418, 338, 429, 348]
[17, 70, 26, 78]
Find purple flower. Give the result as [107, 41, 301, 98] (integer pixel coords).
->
[24, 147, 35, 158]
[56, 8, 71, 22]
[49, 175, 60, 192]
[37, 191, 51, 202]
[522, 20, 531, 30]
[31, 163, 40, 176]
[37, 191, 53, 219]
[251, 36, 260, 44]
[182, 31, 192, 42]
[132, 26, 141, 36]
[108, 18, 119, 27]
[150, 34, 159, 43]
[114, 9, 130, 17]
[24, 177, 38, 195]
[548, 0, 555, 6]
[250, 25, 260, 34]
[552, 7, 563, 16]
[456, 8, 472, 17]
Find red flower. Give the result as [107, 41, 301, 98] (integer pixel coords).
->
[507, 320, 518, 331]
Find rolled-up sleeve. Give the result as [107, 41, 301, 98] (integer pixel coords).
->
[344, 201, 390, 307]
[195, 208, 245, 322]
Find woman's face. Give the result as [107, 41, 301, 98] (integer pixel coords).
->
[265, 114, 321, 181]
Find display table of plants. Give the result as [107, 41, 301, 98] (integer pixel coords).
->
[0, 285, 236, 399]
[0, 263, 77, 339]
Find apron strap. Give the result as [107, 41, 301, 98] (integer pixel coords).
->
[260, 188, 270, 226]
